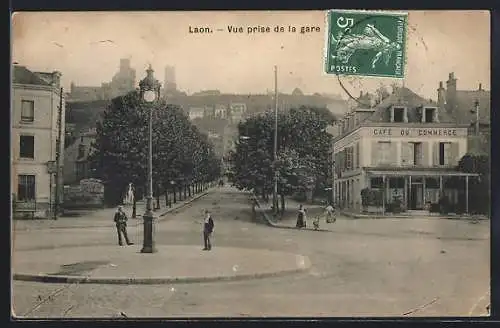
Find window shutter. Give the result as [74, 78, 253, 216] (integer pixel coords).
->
[433, 109, 440, 123]
[356, 142, 360, 168]
[421, 142, 429, 167]
[450, 142, 460, 166]
[432, 142, 440, 166]
[391, 142, 398, 165]
[371, 141, 378, 166]
[403, 108, 408, 122]
[390, 108, 394, 122]
[401, 142, 411, 166]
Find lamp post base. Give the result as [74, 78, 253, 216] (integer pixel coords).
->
[141, 212, 157, 254]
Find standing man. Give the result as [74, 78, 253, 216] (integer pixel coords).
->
[114, 206, 134, 246]
[202, 209, 215, 251]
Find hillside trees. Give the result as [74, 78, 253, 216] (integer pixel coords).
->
[89, 91, 221, 206]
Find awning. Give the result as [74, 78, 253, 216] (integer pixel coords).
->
[366, 170, 479, 177]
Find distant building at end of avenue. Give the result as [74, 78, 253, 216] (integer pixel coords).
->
[11, 64, 66, 219]
[330, 86, 480, 216]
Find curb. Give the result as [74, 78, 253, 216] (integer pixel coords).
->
[13, 255, 311, 285]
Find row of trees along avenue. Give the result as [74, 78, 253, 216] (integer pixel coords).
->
[89, 91, 221, 213]
[228, 106, 335, 215]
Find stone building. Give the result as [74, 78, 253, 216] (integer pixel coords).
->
[63, 128, 97, 185]
[11, 65, 66, 218]
[68, 58, 136, 101]
[331, 86, 478, 215]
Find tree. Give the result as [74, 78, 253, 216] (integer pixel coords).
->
[89, 91, 221, 206]
[457, 153, 490, 215]
[229, 106, 333, 213]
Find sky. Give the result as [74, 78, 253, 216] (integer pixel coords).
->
[11, 10, 490, 100]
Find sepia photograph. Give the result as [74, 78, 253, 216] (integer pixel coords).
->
[10, 10, 490, 318]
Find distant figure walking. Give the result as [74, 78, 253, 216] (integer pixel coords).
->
[296, 204, 307, 228]
[114, 206, 133, 246]
[325, 203, 336, 223]
[202, 210, 215, 251]
[123, 183, 134, 205]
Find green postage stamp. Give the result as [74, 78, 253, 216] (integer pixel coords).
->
[324, 10, 408, 78]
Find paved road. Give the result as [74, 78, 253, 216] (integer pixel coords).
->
[12, 186, 490, 318]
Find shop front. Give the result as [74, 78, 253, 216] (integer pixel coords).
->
[365, 169, 479, 215]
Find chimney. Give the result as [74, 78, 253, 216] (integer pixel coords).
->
[445, 72, 457, 114]
[359, 91, 363, 98]
[437, 81, 446, 110]
[479, 83, 482, 91]
[51, 71, 62, 89]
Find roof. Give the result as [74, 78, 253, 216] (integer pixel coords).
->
[363, 87, 457, 124]
[453, 90, 490, 125]
[12, 66, 51, 86]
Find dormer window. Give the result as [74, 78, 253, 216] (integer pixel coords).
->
[391, 106, 408, 123]
[423, 107, 439, 123]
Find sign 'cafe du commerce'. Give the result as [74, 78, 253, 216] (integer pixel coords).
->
[371, 127, 466, 138]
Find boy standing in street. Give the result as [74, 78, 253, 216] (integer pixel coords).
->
[203, 210, 215, 251]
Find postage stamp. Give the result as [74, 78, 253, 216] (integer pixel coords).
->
[325, 10, 408, 78]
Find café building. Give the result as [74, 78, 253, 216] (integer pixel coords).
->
[331, 87, 478, 215]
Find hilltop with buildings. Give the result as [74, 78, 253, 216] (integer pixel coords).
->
[64, 58, 348, 152]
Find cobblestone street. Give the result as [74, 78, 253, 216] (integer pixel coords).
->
[12, 187, 490, 318]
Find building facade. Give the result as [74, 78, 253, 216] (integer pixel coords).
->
[11, 65, 66, 218]
[63, 128, 97, 185]
[331, 87, 477, 215]
[438, 72, 490, 155]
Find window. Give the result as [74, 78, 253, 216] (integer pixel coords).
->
[425, 178, 439, 189]
[76, 162, 88, 180]
[78, 144, 86, 159]
[18, 175, 35, 201]
[389, 177, 405, 188]
[439, 142, 452, 165]
[370, 177, 383, 189]
[393, 107, 406, 122]
[377, 141, 392, 165]
[413, 142, 423, 166]
[21, 100, 34, 122]
[424, 108, 436, 123]
[19, 135, 35, 159]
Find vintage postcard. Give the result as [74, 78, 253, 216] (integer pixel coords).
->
[11, 10, 490, 318]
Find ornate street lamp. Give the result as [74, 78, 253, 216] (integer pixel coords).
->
[139, 65, 161, 254]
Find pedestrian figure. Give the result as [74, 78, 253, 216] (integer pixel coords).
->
[202, 210, 215, 251]
[114, 206, 133, 246]
[296, 204, 307, 228]
[325, 203, 336, 223]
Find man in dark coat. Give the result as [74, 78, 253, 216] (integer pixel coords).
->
[114, 206, 134, 246]
[203, 210, 215, 251]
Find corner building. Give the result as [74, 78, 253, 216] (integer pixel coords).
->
[331, 87, 478, 214]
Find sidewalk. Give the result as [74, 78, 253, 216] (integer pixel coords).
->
[252, 194, 327, 230]
[341, 211, 490, 221]
[13, 245, 311, 285]
[13, 188, 216, 231]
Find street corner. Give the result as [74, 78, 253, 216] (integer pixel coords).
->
[12, 245, 312, 285]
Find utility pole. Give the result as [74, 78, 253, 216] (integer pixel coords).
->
[53, 87, 63, 220]
[273, 65, 279, 215]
